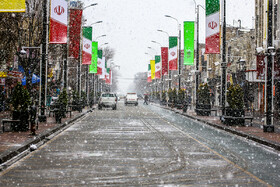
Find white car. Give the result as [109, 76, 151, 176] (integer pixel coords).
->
[125, 93, 138, 106]
[98, 92, 117, 110]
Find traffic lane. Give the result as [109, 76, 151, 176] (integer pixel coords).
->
[0, 102, 269, 186]
[148, 104, 279, 186]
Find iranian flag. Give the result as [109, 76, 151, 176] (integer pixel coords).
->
[155, 55, 161, 79]
[147, 64, 152, 82]
[89, 41, 98, 73]
[68, 9, 82, 59]
[161, 47, 168, 76]
[100, 57, 106, 79]
[169, 37, 178, 70]
[97, 50, 103, 75]
[105, 68, 110, 84]
[109, 70, 112, 85]
[50, 0, 68, 44]
[82, 27, 92, 64]
[205, 0, 220, 54]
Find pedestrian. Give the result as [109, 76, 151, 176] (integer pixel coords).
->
[211, 93, 215, 107]
[144, 94, 149, 105]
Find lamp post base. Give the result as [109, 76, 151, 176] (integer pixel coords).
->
[263, 125, 274, 133]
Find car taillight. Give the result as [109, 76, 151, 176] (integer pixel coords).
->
[115, 98, 117, 101]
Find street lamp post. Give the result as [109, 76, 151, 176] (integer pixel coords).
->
[221, 0, 227, 117]
[147, 47, 158, 95]
[264, 0, 275, 132]
[194, 4, 205, 109]
[165, 15, 181, 90]
[86, 21, 103, 105]
[157, 29, 171, 90]
[78, 3, 98, 98]
[151, 40, 164, 101]
[39, 0, 48, 122]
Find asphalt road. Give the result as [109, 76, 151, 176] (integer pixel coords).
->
[0, 101, 277, 186]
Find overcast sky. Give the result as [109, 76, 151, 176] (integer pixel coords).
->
[82, 0, 255, 93]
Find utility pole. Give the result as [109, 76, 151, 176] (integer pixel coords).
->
[264, 0, 275, 132]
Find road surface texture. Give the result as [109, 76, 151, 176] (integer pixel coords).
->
[0, 101, 277, 186]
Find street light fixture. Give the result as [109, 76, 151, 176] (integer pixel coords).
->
[83, 3, 98, 10]
[164, 15, 182, 90]
[99, 42, 109, 48]
[90, 21, 102, 25]
[148, 47, 157, 55]
[151, 40, 162, 47]
[95, 34, 106, 40]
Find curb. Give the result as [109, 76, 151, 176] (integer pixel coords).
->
[0, 108, 93, 166]
[154, 104, 280, 151]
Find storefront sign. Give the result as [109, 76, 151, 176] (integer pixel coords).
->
[0, 71, 7, 78]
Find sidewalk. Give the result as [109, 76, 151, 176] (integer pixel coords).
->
[0, 107, 92, 166]
[156, 104, 280, 151]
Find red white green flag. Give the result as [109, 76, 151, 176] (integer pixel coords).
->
[109, 70, 112, 85]
[50, 0, 68, 43]
[169, 37, 178, 70]
[155, 55, 161, 79]
[147, 64, 152, 82]
[82, 27, 92, 65]
[100, 57, 106, 79]
[205, 0, 220, 54]
[105, 68, 110, 84]
[97, 50, 103, 75]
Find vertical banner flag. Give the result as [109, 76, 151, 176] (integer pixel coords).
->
[0, 0, 25, 12]
[69, 9, 82, 59]
[151, 60, 155, 80]
[97, 50, 103, 75]
[100, 57, 106, 79]
[147, 64, 152, 83]
[184, 21, 195, 65]
[105, 68, 110, 84]
[110, 70, 112, 85]
[161, 47, 168, 76]
[169, 37, 178, 70]
[89, 42, 98, 73]
[205, 0, 220, 54]
[82, 27, 92, 65]
[155, 56, 161, 79]
[50, 0, 68, 44]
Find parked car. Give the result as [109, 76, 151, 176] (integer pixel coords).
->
[125, 93, 138, 106]
[98, 92, 117, 110]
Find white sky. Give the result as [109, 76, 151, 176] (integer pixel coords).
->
[82, 0, 255, 93]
